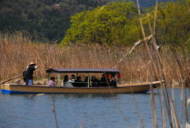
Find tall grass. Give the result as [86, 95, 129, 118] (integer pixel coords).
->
[0, 32, 189, 86]
[0, 33, 189, 87]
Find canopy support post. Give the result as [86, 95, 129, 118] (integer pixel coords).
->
[88, 74, 92, 88]
[57, 74, 61, 87]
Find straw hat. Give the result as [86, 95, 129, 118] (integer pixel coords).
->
[29, 61, 36, 65]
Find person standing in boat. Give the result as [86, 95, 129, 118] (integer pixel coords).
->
[23, 62, 38, 85]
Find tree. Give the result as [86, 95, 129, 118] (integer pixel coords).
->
[61, 2, 141, 45]
[154, 1, 190, 45]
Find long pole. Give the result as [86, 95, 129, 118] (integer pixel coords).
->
[0, 74, 22, 86]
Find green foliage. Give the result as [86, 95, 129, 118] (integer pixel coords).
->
[153, 1, 190, 45]
[62, 2, 141, 45]
[1, 0, 190, 46]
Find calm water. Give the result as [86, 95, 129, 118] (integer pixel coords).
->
[0, 88, 189, 128]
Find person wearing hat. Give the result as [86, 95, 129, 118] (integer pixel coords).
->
[23, 62, 38, 85]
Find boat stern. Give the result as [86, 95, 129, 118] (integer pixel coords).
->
[0, 84, 29, 94]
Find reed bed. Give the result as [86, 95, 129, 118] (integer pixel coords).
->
[0, 32, 189, 87]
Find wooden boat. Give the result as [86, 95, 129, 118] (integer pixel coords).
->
[0, 68, 161, 94]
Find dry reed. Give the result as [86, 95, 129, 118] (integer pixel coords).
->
[135, 0, 190, 127]
[0, 32, 190, 87]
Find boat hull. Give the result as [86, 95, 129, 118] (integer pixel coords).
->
[0, 81, 161, 94]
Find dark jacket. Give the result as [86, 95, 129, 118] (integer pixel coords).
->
[23, 64, 36, 80]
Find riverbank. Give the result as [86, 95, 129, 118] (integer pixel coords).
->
[0, 33, 190, 87]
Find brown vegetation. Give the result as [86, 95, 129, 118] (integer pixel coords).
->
[0, 32, 190, 87]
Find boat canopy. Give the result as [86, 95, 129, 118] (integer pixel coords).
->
[46, 68, 120, 74]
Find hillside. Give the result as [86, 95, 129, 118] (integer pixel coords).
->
[0, 0, 172, 42]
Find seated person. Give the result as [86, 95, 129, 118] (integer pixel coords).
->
[110, 77, 117, 87]
[91, 76, 99, 87]
[100, 74, 110, 87]
[83, 76, 89, 87]
[64, 75, 74, 88]
[48, 77, 56, 87]
[63, 75, 69, 85]
[71, 74, 76, 82]
[74, 76, 83, 87]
